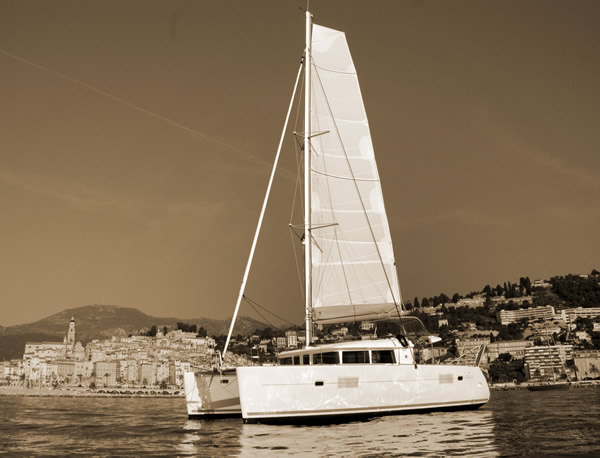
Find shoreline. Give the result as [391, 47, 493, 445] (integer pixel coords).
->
[489, 380, 600, 391]
[0, 386, 184, 398]
[3, 380, 598, 397]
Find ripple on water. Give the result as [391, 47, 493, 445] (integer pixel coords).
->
[1, 388, 599, 455]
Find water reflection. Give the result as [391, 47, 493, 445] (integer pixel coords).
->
[179, 419, 243, 456]
[178, 408, 498, 456]
[4, 389, 598, 456]
[177, 410, 498, 456]
[179, 421, 203, 456]
[178, 389, 600, 457]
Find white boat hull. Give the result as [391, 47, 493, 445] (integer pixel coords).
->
[184, 370, 241, 419]
[236, 364, 490, 423]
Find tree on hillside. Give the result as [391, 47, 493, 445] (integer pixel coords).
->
[519, 277, 532, 295]
[575, 317, 594, 333]
[259, 327, 273, 339]
[498, 352, 513, 362]
[496, 301, 521, 312]
[144, 325, 157, 337]
[213, 335, 226, 353]
[488, 355, 525, 384]
[177, 322, 197, 333]
[495, 284, 504, 297]
[434, 293, 449, 306]
[591, 333, 600, 351]
[197, 326, 207, 337]
[496, 322, 524, 341]
[483, 285, 493, 297]
[550, 274, 600, 308]
[452, 293, 460, 303]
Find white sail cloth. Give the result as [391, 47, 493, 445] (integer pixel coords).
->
[309, 24, 402, 325]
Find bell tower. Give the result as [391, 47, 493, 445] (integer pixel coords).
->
[67, 316, 76, 347]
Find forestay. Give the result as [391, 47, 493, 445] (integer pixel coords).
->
[309, 24, 402, 325]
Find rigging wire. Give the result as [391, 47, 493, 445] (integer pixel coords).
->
[242, 296, 276, 329]
[243, 295, 299, 328]
[289, 61, 307, 299]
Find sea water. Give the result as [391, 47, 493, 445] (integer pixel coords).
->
[1, 387, 598, 456]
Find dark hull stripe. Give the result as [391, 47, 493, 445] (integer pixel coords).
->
[188, 410, 241, 420]
[246, 398, 489, 417]
[244, 402, 487, 424]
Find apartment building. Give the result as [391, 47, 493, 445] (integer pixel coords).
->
[497, 305, 555, 325]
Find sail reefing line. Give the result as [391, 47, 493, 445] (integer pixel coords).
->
[221, 59, 304, 364]
[311, 168, 380, 182]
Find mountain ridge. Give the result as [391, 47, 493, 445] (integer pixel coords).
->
[0, 304, 276, 360]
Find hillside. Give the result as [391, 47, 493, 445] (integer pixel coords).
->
[0, 333, 62, 361]
[0, 304, 272, 360]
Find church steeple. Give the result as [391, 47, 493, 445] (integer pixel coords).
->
[67, 316, 76, 347]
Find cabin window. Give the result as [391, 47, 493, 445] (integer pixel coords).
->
[313, 352, 340, 365]
[321, 352, 339, 364]
[293, 356, 300, 365]
[371, 350, 395, 364]
[342, 351, 369, 364]
[303, 354, 310, 365]
[279, 357, 292, 365]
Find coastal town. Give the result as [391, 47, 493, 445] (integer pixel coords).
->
[1, 273, 599, 392]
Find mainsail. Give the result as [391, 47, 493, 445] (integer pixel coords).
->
[309, 24, 402, 325]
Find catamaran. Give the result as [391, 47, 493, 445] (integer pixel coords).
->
[185, 10, 490, 423]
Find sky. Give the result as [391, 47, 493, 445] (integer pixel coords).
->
[1, 0, 599, 327]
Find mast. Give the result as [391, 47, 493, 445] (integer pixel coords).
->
[304, 10, 313, 345]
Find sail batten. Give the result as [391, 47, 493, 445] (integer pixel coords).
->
[309, 24, 402, 324]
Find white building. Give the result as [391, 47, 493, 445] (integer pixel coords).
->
[486, 340, 532, 362]
[560, 307, 600, 322]
[360, 322, 375, 331]
[94, 361, 118, 387]
[497, 305, 555, 325]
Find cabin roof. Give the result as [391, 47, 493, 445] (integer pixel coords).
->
[277, 337, 410, 357]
